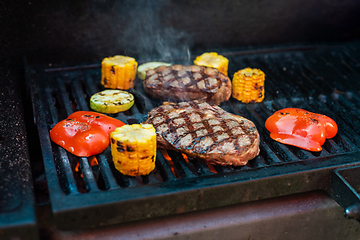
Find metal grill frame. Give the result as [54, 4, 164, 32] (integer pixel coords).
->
[26, 43, 360, 230]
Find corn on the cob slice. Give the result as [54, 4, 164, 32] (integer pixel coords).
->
[232, 68, 265, 103]
[110, 124, 156, 176]
[101, 55, 138, 90]
[90, 89, 134, 114]
[193, 52, 229, 76]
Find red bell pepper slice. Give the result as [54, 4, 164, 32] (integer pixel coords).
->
[50, 111, 125, 157]
[265, 108, 338, 152]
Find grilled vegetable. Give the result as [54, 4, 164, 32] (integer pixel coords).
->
[265, 108, 338, 151]
[137, 62, 172, 80]
[110, 124, 157, 176]
[194, 52, 229, 76]
[232, 68, 265, 103]
[101, 55, 138, 90]
[50, 111, 125, 157]
[90, 89, 134, 114]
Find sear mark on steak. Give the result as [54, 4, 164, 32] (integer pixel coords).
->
[143, 65, 232, 105]
[143, 100, 260, 166]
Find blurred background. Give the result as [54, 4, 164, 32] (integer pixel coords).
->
[2, 0, 360, 65]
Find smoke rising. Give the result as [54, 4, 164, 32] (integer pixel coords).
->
[117, 0, 192, 64]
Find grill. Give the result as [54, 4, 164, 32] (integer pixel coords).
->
[2, 1, 360, 238]
[25, 42, 360, 232]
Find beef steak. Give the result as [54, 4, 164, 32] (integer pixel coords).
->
[143, 65, 231, 105]
[143, 101, 260, 166]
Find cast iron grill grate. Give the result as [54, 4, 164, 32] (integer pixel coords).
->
[27, 42, 360, 230]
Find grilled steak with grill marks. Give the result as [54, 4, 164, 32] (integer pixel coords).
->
[143, 101, 260, 166]
[143, 65, 232, 105]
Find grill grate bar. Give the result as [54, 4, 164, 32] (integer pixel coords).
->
[324, 139, 344, 154]
[293, 62, 330, 96]
[308, 55, 353, 93]
[293, 93, 359, 154]
[342, 51, 360, 75]
[145, 172, 161, 183]
[155, 150, 177, 181]
[71, 79, 90, 111]
[311, 95, 360, 152]
[258, 142, 283, 165]
[337, 94, 360, 120]
[56, 77, 75, 116]
[44, 87, 59, 126]
[120, 175, 138, 187]
[128, 176, 144, 187]
[323, 51, 360, 90]
[213, 164, 234, 173]
[345, 92, 360, 107]
[322, 96, 360, 143]
[85, 73, 100, 97]
[167, 150, 198, 179]
[193, 160, 217, 175]
[249, 155, 268, 168]
[318, 52, 353, 82]
[78, 157, 99, 192]
[254, 57, 296, 100]
[267, 54, 316, 98]
[97, 154, 120, 190]
[58, 148, 79, 194]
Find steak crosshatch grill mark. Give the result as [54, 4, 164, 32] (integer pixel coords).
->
[144, 101, 260, 166]
[143, 65, 232, 105]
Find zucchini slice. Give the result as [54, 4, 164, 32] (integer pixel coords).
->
[137, 62, 172, 80]
[90, 90, 134, 114]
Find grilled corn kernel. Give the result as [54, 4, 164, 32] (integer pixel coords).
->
[101, 55, 138, 90]
[194, 52, 229, 76]
[232, 68, 265, 103]
[110, 124, 156, 176]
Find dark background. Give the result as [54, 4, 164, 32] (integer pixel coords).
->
[1, 0, 360, 65]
